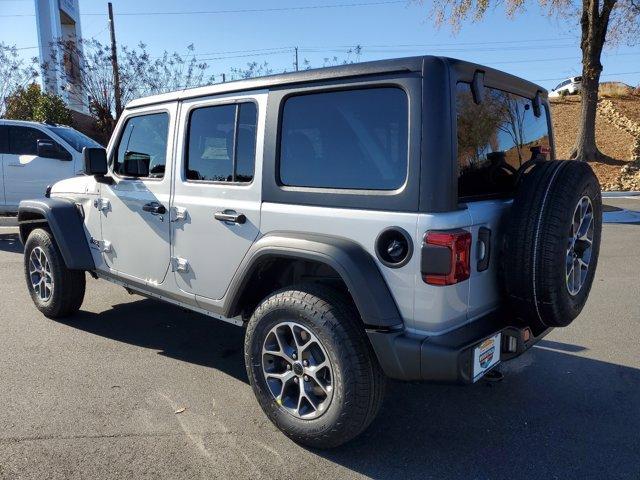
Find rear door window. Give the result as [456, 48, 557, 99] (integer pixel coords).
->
[186, 102, 257, 183]
[456, 82, 551, 200]
[279, 87, 408, 190]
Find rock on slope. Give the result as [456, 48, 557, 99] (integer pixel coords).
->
[550, 96, 639, 189]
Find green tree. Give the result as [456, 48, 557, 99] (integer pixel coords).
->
[4, 83, 73, 125]
[419, 0, 640, 161]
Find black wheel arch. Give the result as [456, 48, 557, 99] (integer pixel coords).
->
[223, 232, 403, 329]
[18, 198, 95, 271]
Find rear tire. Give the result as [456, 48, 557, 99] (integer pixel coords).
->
[23, 228, 86, 318]
[503, 160, 602, 331]
[244, 284, 386, 449]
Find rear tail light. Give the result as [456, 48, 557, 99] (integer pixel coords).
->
[421, 229, 472, 285]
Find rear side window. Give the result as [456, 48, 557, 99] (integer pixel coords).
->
[456, 82, 551, 200]
[186, 102, 257, 183]
[279, 87, 408, 190]
[115, 113, 169, 178]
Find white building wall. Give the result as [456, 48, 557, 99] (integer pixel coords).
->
[34, 0, 87, 113]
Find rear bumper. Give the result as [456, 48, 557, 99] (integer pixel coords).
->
[367, 311, 550, 384]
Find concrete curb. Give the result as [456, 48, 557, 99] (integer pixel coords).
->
[603, 209, 640, 223]
[602, 191, 640, 198]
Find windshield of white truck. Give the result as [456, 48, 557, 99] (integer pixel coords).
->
[50, 127, 103, 152]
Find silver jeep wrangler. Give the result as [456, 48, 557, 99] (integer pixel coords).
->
[18, 56, 602, 448]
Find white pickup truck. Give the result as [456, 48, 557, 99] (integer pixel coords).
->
[0, 119, 102, 214]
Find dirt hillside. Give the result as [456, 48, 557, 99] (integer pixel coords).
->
[550, 96, 640, 189]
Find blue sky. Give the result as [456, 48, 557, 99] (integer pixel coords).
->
[1, 0, 639, 90]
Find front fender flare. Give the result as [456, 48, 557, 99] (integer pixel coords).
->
[223, 232, 403, 328]
[18, 198, 95, 271]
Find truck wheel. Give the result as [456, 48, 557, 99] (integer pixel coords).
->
[503, 160, 602, 331]
[244, 284, 386, 449]
[23, 228, 86, 319]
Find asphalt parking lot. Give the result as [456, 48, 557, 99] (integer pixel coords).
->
[1, 199, 639, 480]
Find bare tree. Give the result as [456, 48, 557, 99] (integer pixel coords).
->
[121, 43, 216, 96]
[0, 43, 39, 117]
[418, 0, 640, 161]
[45, 38, 216, 140]
[228, 61, 273, 80]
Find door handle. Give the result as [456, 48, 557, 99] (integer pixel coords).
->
[214, 210, 246, 224]
[142, 202, 167, 215]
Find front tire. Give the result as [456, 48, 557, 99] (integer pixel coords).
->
[24, 228, 86, 318]
[244, 284, 386, 449]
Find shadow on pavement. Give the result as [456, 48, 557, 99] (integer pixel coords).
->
[62, 297, 639, 479]
[64, 298, 249, 382]
[0, 233, 23, 254]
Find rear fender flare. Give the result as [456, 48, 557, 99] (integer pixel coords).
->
[223, 232, 403, 328]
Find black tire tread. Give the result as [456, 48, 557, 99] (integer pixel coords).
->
[245, 283, 386, 449]
[24, 228, 86, 318]
[503, 160, 602, 330]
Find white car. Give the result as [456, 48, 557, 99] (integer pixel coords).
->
[0, 119, 102, 214]
[549, 76, 582, 97]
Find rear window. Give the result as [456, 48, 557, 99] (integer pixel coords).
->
[279, 87, 408, 190]
[456, 82, 551, 200]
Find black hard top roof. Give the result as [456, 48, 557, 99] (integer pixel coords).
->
[126, 55, 546, 109]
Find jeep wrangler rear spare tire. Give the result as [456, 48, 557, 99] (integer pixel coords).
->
[244, 284, 386, 449]
[503, 160, 602, 331]
[24, 228, 86, 318]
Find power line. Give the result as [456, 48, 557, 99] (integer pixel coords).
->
[488, 51, 640, 65]
[299, 37, 578, 49]
[0, 1, 406, 17]
[197, 50, 294, 62]
[533, 71, 640, 82]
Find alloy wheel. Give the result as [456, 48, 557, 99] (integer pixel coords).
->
[29, 246, 54, 302]
[566, 195, 594, 296]
[261, 321, 334, 419]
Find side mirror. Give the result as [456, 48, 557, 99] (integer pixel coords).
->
[471, 70, 485, 105]
[38, 139, 70, 161]
[532, 91, 542, 118]
[83, 147, 108, 175]
[122, 151, 150, 177]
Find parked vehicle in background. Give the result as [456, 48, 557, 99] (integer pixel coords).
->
[549, 76, 583, 97]
[17, 56, 602, 448]
[0, 120, 102, 214]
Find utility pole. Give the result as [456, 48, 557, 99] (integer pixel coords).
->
[222, 73, 226, 83]
[294, 47, 299, 72]
[108, 2, 122, 118]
